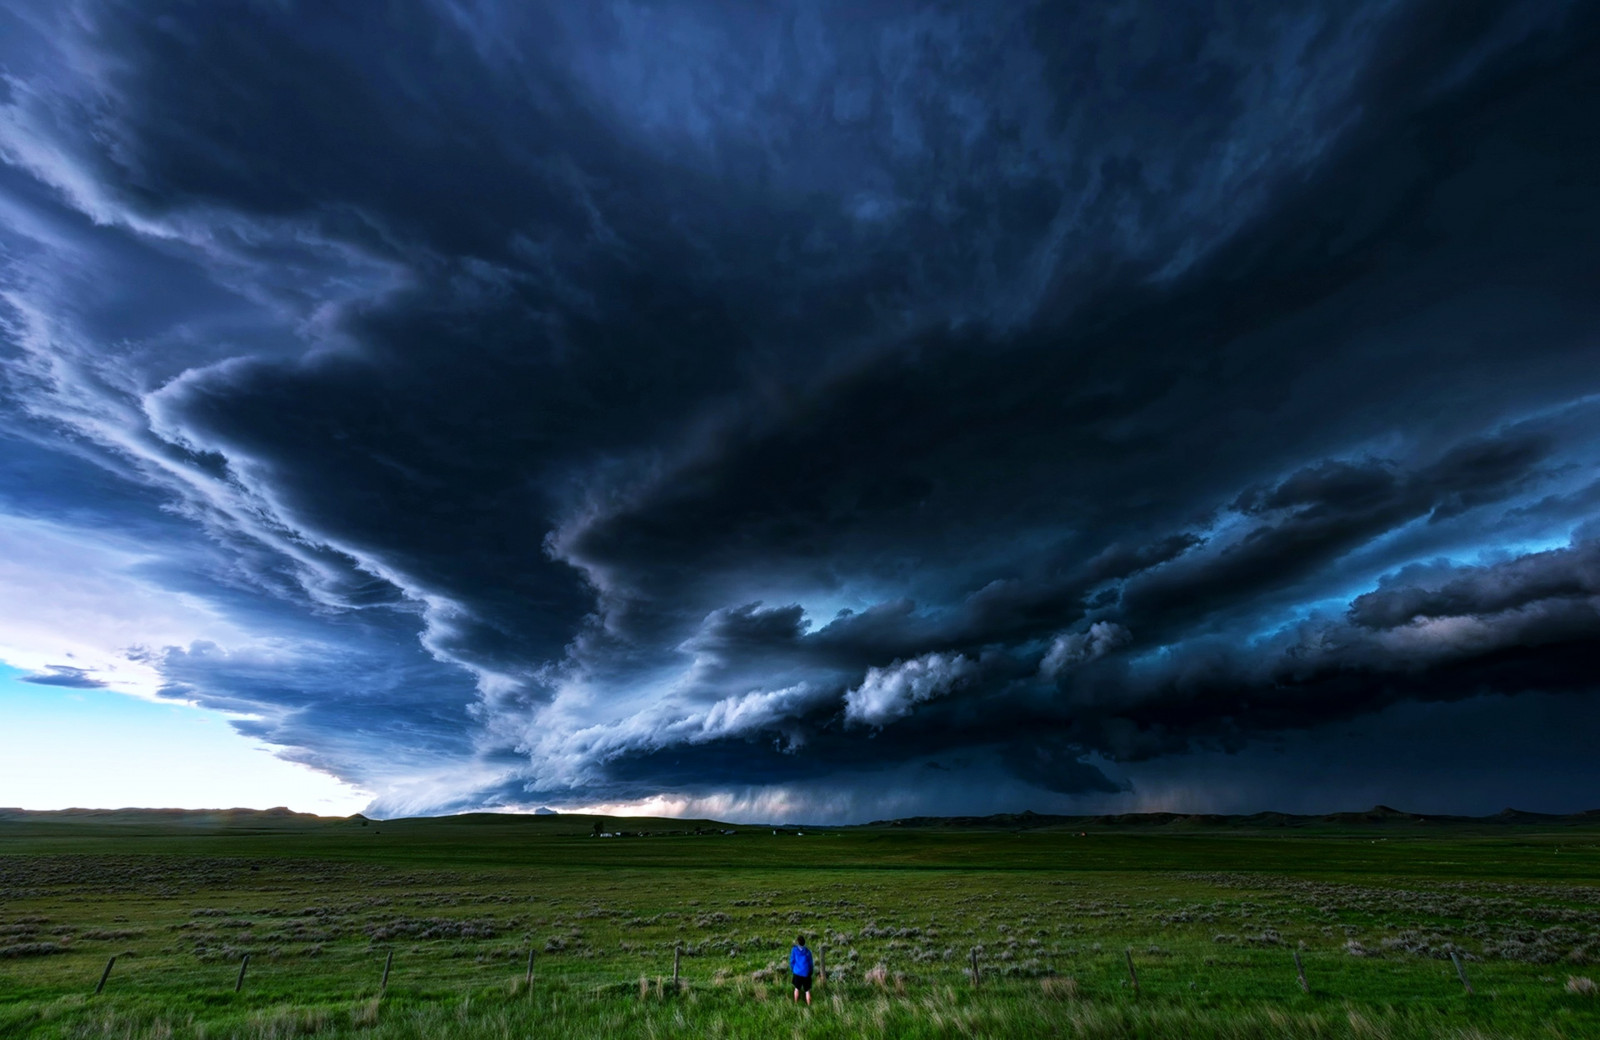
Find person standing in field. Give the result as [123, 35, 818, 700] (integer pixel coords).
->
[790, 934, 813, 1005]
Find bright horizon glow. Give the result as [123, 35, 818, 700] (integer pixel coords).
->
[0, 664, 371, 815]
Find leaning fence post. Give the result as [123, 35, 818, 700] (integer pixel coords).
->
[525, 947, 536, 991]
[1124, 948, 1139, 993]
[235, 953, 250, 993]
[1294, 950, 1309, 994]
[381, 950, 393, 990]
[817, 947, 825, 989]
[1451, 951, 1474, 995]
[672, 946, 681, 992]
[970, 947, 980, 988]
[94, 955, 116, 995]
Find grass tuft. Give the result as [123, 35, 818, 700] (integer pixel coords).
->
[1040, 975, 1079, 1000]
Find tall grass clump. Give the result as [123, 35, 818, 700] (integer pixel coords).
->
[17, 983, 1565, 1040]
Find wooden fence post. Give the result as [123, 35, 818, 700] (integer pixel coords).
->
[672, 946, 681, 992]
[817, 947, 825, 989]
[970, 947, 980, 988]
[1451, 951, 1474, 995]
[1124, 948, 1139, 993]
[381, 950, 393, 990]
[525, 948, 536, 991]
[234, 953, 250, 993]
[1294, 950, 1309, 994]
[94, 956, 116, 995]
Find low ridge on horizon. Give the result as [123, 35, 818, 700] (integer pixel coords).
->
[6, 804, 1600, 831]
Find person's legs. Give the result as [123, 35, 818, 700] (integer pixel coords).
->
[792, 986, 799, 1002]
[804, 986, 811, 1006]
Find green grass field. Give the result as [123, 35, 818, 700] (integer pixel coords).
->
[2, 811, 1598, 1038]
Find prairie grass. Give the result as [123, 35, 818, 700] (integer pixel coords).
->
[7, 982, 1579, 1039]
[2, 815, 1598, 1037]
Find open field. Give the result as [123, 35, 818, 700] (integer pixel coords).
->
[2, 810, 1599, 1038]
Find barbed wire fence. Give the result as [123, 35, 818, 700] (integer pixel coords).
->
[69, 941, 1501, 1004]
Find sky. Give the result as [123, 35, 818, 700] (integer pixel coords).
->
[0, 0, 1597, 823]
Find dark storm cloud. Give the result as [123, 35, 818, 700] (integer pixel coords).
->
[1005, 737, 1129, 797]
[0, 0, 1597, 818]
[1117, 429, 1556, 640]
[1348, 538, 1600, 628]
[21, 665, 106, 689]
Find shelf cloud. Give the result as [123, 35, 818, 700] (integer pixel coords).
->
[1, 0, 1597, 819]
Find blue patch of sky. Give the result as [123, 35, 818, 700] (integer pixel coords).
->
[0, 663, 368, 813]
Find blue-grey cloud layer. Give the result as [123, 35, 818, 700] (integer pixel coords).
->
[1, 0, 1597, 818]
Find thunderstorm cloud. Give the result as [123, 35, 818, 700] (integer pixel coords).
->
[1, 1, 1597, 819]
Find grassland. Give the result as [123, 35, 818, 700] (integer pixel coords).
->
[2, 809, 1598, 1038]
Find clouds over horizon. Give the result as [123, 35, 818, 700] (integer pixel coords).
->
[1, 0, 1598, 820]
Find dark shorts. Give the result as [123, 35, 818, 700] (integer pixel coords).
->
[792, 973, 812, 992]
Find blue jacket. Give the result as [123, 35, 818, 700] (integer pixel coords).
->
[790, 945, 813, 977]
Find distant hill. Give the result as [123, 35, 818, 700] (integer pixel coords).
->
[3, 804, 1598, 835]
[0, 806, 350, 830]
[0, 806, 728, 838]
[861, 805, 1600, 830]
